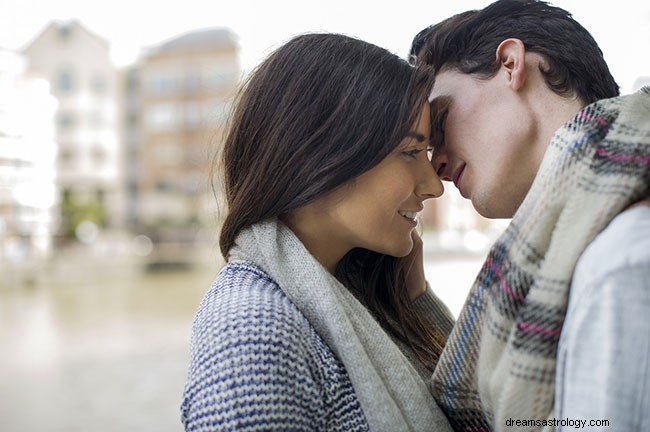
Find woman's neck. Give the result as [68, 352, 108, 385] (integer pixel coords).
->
[281, 207, 348, 275]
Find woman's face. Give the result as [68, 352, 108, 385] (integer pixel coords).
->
[287, 104, 443, 272]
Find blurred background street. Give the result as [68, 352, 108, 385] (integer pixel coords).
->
[0, 229, 489, 432]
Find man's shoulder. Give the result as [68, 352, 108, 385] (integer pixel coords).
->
[574, 204, 650, 286]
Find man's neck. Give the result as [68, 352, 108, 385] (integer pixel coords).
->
[535, 92, 586, 157]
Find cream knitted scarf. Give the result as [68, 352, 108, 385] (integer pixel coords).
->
[431, 88, 650, 431]
[229, 219, 452, 432]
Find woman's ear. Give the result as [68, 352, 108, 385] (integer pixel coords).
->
[495, 38, 527, 91]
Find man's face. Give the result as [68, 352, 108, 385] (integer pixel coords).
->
[429, 68, 541, 219]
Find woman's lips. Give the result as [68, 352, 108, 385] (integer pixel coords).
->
[398, 210, 419, 227]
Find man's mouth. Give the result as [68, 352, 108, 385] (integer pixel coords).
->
[452, 164, 466, 192]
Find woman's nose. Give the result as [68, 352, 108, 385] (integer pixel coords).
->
[415, 158, 444, 199]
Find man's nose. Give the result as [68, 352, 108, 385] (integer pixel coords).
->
[431, 150, 451, 182]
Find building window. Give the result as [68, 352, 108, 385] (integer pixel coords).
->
[125, 71, 139, 94]
[204, 100, 232, 122]
[155, 180, 174, 192]
[184, 172, 202, 195]
[154, 141, 183, 165]
[91, 74, 107, 94]
[89, 110, 105, 128]
[186, 145, 204, 166]
[91, 145, 107, 167]
[148, 73, 176, 95]
[184, 72, 201, 94]
[57, 111, 76, 130]
[58, 147, 75, 166]
[57, 70, 74, 93]
[203, 63, 239, 90]
[184, 102, 202, 129]
[57, 23, 72, 42]
[145, 103, 179, 130]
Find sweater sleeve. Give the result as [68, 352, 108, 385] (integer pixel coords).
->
[181, 265, 330, 432]
[412, 282, 456, 338]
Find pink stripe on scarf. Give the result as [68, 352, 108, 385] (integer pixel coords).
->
[578, 111, 608, 129]
[517, 321, 561, 337]
[487, 258, 526, 302]
[596, 148, 650, 164]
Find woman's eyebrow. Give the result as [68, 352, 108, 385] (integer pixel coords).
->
[405, 131, 426, 142]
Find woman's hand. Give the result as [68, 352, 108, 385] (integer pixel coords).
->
[403, 230, 427, 300]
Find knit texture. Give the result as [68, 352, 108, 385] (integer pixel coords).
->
[431, 88, 650, 431]
[181, 262, 370, 431]
[229, 219, 453, 432]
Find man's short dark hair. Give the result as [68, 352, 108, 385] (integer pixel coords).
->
[411, 0, 619, 104]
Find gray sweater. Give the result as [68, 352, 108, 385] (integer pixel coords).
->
[182, 219, 455, 431]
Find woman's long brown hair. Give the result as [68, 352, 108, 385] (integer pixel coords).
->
[216, 33, 446, 369]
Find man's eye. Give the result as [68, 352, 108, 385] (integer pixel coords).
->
[436, 110, 447, 135]
[430, 96, 450, 140]
[430, 111, 447, 148]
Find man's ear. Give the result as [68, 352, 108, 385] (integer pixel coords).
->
[496, 38, 527, 91]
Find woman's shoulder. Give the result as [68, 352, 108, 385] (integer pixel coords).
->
[189, 259, 352, 382]
[217, 260, 276, 286]
[203, 260, 284, 308]
[183, 260, 368, 431]
[187, 259, 324, 394]
[194, 260, 303, 335]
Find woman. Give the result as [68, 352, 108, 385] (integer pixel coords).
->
[181, 33, 454, 431]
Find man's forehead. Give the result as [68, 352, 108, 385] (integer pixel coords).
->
[427, 68, 462, 102]
[428, 77, 448, 103]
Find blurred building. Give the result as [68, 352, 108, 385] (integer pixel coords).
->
[130, 28, 239, 263]
[0, 49, 58, 266]
[121, 67, 142, 229]
[633, 76, 650, 92]
[21, 20, 124, 239]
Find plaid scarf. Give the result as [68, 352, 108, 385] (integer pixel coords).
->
[431, 88, 650, 432]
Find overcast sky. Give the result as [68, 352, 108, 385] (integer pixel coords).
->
[2, 0, 649, 93]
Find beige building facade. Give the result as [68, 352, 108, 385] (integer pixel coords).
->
[22, 20, 124, 238]
[134, 28, 239, 238]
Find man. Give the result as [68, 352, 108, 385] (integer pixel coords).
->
[410, 1, 650, 431]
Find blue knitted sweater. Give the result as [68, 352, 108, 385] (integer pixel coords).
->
[181, 261, 370, 431]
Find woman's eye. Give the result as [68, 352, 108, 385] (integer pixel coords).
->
[402, 149, 423, 158]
